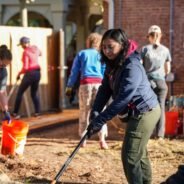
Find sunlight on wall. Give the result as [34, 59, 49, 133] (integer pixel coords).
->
[0, 26, 53, 85]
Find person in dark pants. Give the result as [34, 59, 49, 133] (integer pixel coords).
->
[12, 37, 41, 119]
[141, 25, 171, 140]
[161, 165, 184, 184]
[87, 29, 161, 184]
[0, 45, 12, 122]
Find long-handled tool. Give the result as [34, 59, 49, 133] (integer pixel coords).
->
[7, 77, 31, 117]
[8, 79, 19, 100]
[51, 131, 89, 184]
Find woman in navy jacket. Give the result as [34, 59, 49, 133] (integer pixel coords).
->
[87, 29, 161, 184]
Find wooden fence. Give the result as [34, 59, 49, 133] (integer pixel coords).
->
[0, 26, 64, 117]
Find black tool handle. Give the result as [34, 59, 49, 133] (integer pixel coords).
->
[52, 131, 88, 183]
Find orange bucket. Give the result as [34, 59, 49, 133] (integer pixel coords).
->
[165, 111, 179, 136]
[1, 120, 29, 156]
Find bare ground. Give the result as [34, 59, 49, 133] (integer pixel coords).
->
[0, 118, 184, 184]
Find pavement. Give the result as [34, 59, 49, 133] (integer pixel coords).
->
[21, 108, 79, 132]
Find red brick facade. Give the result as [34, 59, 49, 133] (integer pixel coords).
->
[103, 0, 184, 96]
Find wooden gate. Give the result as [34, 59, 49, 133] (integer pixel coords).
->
[0, 26, 64, 116]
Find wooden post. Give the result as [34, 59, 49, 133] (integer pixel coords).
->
[59, 29, 67, 110]
[19, 0, 30, 117]
[19, 0, 28, 27]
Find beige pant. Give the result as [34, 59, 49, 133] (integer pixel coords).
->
[79, 83, 108, 140]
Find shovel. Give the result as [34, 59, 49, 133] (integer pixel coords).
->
[51, 131, 89, 184]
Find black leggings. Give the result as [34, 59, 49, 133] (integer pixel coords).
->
[13, 70, 41, 114]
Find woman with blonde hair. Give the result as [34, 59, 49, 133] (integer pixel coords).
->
[66, 33, 108, 149]
[141, 25, 171, 139]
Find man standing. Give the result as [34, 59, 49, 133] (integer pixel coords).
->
[12, 37, 41, 119]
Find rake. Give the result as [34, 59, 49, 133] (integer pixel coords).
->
[51, 131, 88, 184]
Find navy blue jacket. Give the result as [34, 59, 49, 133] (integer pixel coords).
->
[91, 51, 158, 123]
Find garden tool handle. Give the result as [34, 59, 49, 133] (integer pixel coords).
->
[7, 78, 20, 100]
[51, 131, 89, 184]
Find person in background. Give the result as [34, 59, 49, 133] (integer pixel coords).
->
[12, 37, 41, 119]
[65, 33, 108, 149]
[87, 29, 161, 184]
[161, 165, 184, 184]
[0, 45, 12, 123]
[141, 25, 172, 140]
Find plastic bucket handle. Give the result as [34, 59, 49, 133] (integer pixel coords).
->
[8, 133, 26, 145]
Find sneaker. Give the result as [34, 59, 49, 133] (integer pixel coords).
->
[12, 113, 21, 120]
[34, 113, 41, 117]
[99, 141, 108, 150]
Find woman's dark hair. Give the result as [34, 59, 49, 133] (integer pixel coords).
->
[100, 29, 130, 66]
[0, 45, 12, 61]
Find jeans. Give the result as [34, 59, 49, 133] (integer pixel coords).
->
[154, 79, 168, 138]
[122, 104, 161, 184]
[13, 70, 41, 114]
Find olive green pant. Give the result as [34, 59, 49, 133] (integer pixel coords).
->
[122, 105, 161, 184]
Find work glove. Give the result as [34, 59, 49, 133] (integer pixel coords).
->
[87, 115, 105, 138]
[65, 87, 73, 97]
[2, 111, 11, 123]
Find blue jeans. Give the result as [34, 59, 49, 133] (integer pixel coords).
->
[13, 70, 41, 114]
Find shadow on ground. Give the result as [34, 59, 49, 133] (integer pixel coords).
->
[24, 176, 92, 184]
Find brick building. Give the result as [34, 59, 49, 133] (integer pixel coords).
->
[0, 0, 183, 111]
[103, 0, 184, 96]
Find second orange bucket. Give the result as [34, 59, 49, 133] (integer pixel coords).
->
[1, 120, 29, 156]
[165, 111, 179, 136]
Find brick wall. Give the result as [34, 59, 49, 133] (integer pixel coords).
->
[172, 0, 184, 95]
[103, 1, 109, 30]
[103, 0, 184, 96]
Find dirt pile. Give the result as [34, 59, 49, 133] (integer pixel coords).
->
[0, 120, 183, 184]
